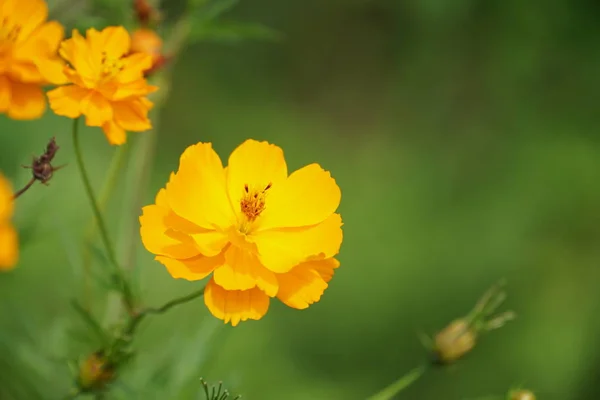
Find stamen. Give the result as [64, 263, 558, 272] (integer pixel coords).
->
[239, 182, 272, 222]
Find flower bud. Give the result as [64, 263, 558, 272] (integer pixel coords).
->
[130, 29, 166, 76]
[134, 0, 160, 26]
[78, 352, 115, 391]
[434, 319, 477, 364]
[509, 390, 536, 400]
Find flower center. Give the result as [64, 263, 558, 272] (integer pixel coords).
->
[0, 17, 21, 43]
[100, 51, 124, 79]
[240, 183, 272, 222]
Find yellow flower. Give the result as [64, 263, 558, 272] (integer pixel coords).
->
[0, 173, 18, 269]
[47, 26, 158, 145]
[0, 0, 66, 120]
[140, 139, 343, 326]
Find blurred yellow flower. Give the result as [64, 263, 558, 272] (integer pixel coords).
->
[0, 0, 66, 120]
[0, 173, 18, 269]
[140, 139, 343, 326]
[47, 26, 158, 145]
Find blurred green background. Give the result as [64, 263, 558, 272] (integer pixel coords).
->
[1, 0, 600, 399]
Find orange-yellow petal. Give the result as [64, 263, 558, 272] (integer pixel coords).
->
[156, 253, 223, 281]
[0, 174, 14, 221]
[0, 224, 18, 270]
[112, 99, 151, 131]
[0, 76, 11, 113]
[101, 120, 126, 145]
[226, 140, 287, 217]
[139, 204, 200, 259]
[189, 230, 229, 258]
[6, 81, 45, 120]
[87, 26, 130, 60]
[166, 143, 234, 230]
[47, 85, 87, 118]
[117, 53, 153, 83]
[81, 92, 112, 126]
[204, 278, 270, 326]
[311, 257, 340, 283]
[253, 213, 343, 273]
[213, 245, 278, 296]
[259, 163, 341, 230]
[276, 259, 339, 309]
[61, 30, 97, 80]
[10, 0, 47, 40]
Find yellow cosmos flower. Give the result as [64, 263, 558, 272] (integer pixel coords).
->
[0, 173, 18, 269]
[0, 0, 66, 119]
[140, 139, 343, 326]
[47, 26, 158, 145]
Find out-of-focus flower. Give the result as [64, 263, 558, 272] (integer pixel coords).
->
[140, 139, 343, 326]
[47, 26, 158, 145]
[130, 28, 166, 76]
[0, 0, 66, 120]
[0, 173, 18, 269]
[434, 319, 476, 364]
[429, 281, 516, 364]
[133, 0, 161, 27]
[78, 352, 115, 391]
[509, 389, 536, 400]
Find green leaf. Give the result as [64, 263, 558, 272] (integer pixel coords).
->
[70, 300, 110, 346]
[194, 0, 240, 22]
[190, 20, 282, 44]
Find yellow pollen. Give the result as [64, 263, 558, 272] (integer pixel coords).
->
[240, 182, 272, 222]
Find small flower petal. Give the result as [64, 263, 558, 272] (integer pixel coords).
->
[47, 85, 87, 118]
[166, 143, 234, 230]
[87, 26, 130, 60]
[253, 213, 343, 273]
[0, 174, 14, 222]
[259, 163, 341, 230]
[156, 253, 224, 281]
[81, 92, 112, 126]
[0, 224, 18, 270]
[204, 278, 270, 326]
[6, 81, 45, 120]
[139, 204, 199, 259]
[276, 259, 339, 309]
[213, 245, 278, 296]
[226, 139, 287, 218]
[101, 120, 126, 145]
[112, 99, 152, 131]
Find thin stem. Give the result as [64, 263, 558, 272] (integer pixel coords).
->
[82, 143, 130, 309]
[125, 287, 206, 336]
[72, 118, 134, 311]
[12, 177, 36, 199]
[366, 364, 428, 400]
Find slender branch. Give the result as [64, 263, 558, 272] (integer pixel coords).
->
[366, 364, 428, 400]
[72, 118, 134, 312]
[125, 287, 206, 336]
[12, 177, 36, 199]
[82, 143, 130, 309]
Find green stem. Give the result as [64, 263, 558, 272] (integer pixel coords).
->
[125, 287, 206, 337]
[82, 143, 130, 308]
[72, 118, 134, 312]
[366, 364, 428, 400]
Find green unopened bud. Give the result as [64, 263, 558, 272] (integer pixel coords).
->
[509, 389, 536, 400]
[78, 352, 115, 392]
[434, 319, 477, 364]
